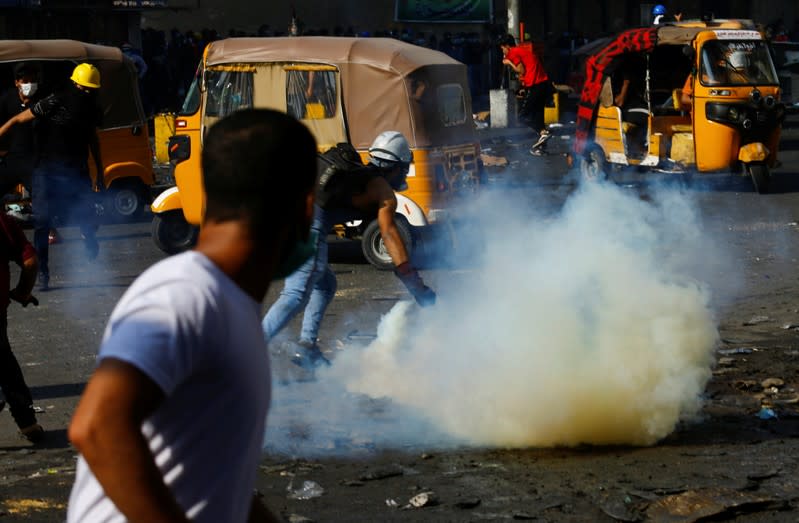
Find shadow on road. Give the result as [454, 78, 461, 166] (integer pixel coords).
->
[30, 382, 85, 401]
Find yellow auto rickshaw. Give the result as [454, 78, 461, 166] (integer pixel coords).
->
[151, 36, 483, 267]
[0, 40, 155, 219]
[573, 19, 784, 193]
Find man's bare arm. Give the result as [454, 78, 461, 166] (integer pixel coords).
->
[360, 177, 409, 266]
[69, 358, 190, 523]
[0, 109, 34, 141]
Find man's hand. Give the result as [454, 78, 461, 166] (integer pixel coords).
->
[394, 262, 436, 307]
[9, 288, 38, 307]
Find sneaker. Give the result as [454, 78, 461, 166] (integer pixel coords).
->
[19, 423, 44, 443]
[529, 147, 547, 156]
[48, 229, 61, 245]
[290, 340, 332, 369]
[532, 130, 552, 149]
[38, 272, 50, 291]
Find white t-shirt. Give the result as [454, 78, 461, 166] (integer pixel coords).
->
[68, 251, 271, 523]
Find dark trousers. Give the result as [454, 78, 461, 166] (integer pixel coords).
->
[518, 81, 553, 133]
[32, 162, 98, 277]
[0, 315, 36, 429]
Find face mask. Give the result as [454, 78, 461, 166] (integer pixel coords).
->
[389, 177, 408, 192]
[19, 82, 37, 98]
[273, 230, 318, 280]
[386, 163, 410, 192]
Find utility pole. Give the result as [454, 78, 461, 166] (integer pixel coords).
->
[507, 0, 519, 41]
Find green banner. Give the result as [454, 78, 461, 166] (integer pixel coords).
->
[395, 0, 493, 23]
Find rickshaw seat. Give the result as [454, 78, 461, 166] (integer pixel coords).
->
[671, 123, 692, 133]
[672, 89, 683, 110]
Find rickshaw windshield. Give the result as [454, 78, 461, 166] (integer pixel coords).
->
[205, 69, 253, 118]
[700, 41, 779, 86]
[179, 70, 201, 116]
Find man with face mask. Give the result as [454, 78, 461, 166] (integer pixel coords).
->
[0, 62, 104, 291]
[0, 62, 41, 197]
[262, 131, 436, 370]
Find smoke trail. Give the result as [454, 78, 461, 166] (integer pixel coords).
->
[328, 181, 720, 447]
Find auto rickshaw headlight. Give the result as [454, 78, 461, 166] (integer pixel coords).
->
[750, 89, 762, 104]
[764, 96, 776, 109]
[707, 102, 731, 122]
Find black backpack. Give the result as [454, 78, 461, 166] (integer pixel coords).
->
[316, 142, 376, 209]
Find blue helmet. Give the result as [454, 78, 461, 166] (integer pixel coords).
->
[653, 4, 666, 16]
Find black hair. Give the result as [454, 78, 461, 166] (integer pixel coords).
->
[14, 62, 40, 80]
[500, 34, 516, 47]
[202, 109, 317, 228]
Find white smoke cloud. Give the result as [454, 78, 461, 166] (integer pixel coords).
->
[330, 181, 720, 447]
[265, 180, 724, 454]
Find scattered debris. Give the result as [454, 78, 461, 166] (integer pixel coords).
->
[340, 480, 364, 487]
[717, 347, 754, 356]
[781, 322, 799, 330]
[761, 378, 785, 389]
[385, 498, 399, 508]
[454, 497, 481, 509]
[288, 514, 314, 523]
[420, 453, 434, 460]
[734, 379, 760, 391]
[287, 480, 325, 500]
[481, 153, 509, 167]
[756, 406, 778, 420]
[512, 512, 537, 520]
[407, 491, 438, 508]
[743, 315, 770, 326]
[645, 487, 784, 522]
[359, 464, 405, 481]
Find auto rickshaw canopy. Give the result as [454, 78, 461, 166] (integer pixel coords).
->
[574, 20, 761, 154]
[0, 39, 145, 130]
[203, 36, 474, 151]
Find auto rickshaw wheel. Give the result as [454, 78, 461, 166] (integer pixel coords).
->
[746, 163, 770, 194]
[151, 210, 199, 255]
[361, 215, 414, 270]
[107, 180, 148, 221]
[580, 145, 609, 183]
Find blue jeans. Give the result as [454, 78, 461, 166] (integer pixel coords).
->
[262, 209, 336, 345]
[32, 161, 98, 277]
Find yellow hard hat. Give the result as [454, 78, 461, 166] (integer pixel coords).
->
[70, 63, 101, 89]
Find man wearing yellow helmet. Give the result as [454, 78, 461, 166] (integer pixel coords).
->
[0, 62, 104, 291]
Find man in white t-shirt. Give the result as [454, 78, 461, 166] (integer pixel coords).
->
[67, 109, 318, 522]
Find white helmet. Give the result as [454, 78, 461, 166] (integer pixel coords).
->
[368, 131, 412, 166]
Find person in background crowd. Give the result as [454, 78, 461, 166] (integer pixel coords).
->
[0, 211, 42, 443]
[0, 62, 104, 291]
[66, 108, 315, 523]
[500, 34, 553, 156]
[652, 4, 667, 25]
[0, 62, 40, 198]
[262, 131, 436, 370]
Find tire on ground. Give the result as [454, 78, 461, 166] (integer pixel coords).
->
[151, 209, 199, 254]
[361, 216, 414, 270]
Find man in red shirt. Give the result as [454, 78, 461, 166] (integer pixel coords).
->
[500, 34, 553, 155]
[0, 212, 42, 442]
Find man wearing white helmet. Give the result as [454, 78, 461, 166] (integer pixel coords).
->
[262, 130, 436, 370]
